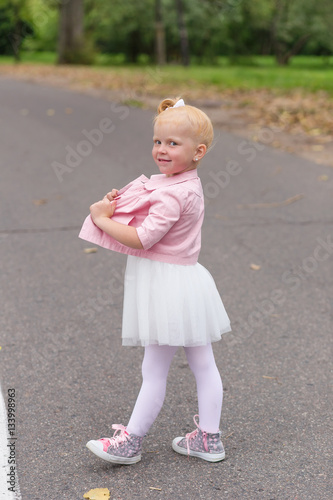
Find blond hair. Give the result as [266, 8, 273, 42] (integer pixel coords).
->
[154, 97, 214, 150]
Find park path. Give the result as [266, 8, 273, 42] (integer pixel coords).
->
[0, 77, 332, 499]
[0, 63, 332, 168]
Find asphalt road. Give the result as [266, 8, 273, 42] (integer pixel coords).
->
[0, 77, 332, 500]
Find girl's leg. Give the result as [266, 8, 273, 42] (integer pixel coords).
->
[184, 344, 223, 433]
[126, 344, 178, 437]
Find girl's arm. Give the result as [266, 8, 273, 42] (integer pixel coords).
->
[90, 198, 143, 250]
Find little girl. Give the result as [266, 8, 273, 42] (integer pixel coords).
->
[79, 97, 231, 464]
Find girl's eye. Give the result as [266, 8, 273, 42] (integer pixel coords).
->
[170, 141, 177, 146]
[154, 140, 161, 145]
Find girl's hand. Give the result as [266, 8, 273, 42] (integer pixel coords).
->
[90, 198, 116, 223]
[104, 189, 119, 201]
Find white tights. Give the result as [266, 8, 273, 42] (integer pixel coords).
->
[126, 344, 223, 437]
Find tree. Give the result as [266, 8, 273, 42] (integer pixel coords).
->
[244, 0, 333, 65]
[175, 0, 189, 65]
[85, 0, 155, 63]
[269, 0, 311, 65]
[0, 0, 33, 61]
[3, 0, 332, 65]
[57, 0, 91, 64]
[155, 0, 166, 64]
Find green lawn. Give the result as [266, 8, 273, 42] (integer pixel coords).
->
[156, 64, 333, 93]
[1, 53, 332, 94]
[0, 52, 58, 65]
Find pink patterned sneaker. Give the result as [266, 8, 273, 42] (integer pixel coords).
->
[86, 424, 143, 465]
[172, 415, 225, 462]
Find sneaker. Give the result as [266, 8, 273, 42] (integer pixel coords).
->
[172, 415, 225, 462]
[86, 424, 143, 465]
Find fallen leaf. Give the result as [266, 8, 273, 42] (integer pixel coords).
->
[84, 247, 98, 254]
[311, 145, 323, 151]
[318, 175, 329, 181]
[272, 166, 283, 175]
[83, 488, 110, 500]
[65, 107, 73, 114]
[262, 375, 282, 384]
[250, 263, 261, 271]
[309, 128, 322, 136]
[237, 193, 304, 209]
[214, 214, 228, 220]
[149, 487, 162, 491]
[20, 108, 29, 116]
[47, 108, 55, 116]
[32, 198, 48, 205]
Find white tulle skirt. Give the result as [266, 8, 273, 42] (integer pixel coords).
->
[121, 256, 231, 347]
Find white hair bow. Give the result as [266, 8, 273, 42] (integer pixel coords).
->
[173, 99, 185, 108]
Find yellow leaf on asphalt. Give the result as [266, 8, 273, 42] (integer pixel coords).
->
[318, 175, 329, 181]
[238, 193, 304, 209]
[47, 108, 55, 116]
[250, 263, 261, 271]
[83, 488, 110, 500]
[309, 128, 321, 136]
[83, 247, 98, 253]
[32, 198, 48, 205]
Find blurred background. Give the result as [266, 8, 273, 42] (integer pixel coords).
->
[0, 0, 332, 166]
[0, 0, 332, 67]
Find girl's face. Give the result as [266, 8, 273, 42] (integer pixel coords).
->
[152, 117, 205, 177]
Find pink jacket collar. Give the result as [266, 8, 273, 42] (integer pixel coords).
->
[144, 168, 199, 191]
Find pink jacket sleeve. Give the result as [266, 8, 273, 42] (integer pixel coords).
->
[136, 188, 183, 250]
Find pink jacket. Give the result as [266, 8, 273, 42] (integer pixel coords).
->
[79, 169, 204, 265]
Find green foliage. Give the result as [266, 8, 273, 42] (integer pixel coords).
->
[0, 6, 15, 54]
[85, 0, 155, 62]
[0, 0, 34, 56]
[1, 0, 332, 64]
[21, 0, 58, 52]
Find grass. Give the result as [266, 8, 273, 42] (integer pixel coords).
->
[154, 65, 333, 94]
[0, 51, 57, 64]
[0, 53, 333, 94]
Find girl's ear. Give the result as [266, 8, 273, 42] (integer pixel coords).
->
[194, 144, 207, 162]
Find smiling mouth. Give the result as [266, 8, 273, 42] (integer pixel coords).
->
[158, 158, 171, 163]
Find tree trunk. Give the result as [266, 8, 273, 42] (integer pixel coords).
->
[10, 3, 22, 62]
[57, 0, 84, 64]
[155, 0, 166, 65]
[175, 0, 189, 66]
[275, 33, 312, 66]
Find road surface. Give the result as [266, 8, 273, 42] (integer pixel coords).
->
[0, 77, 332, 499]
